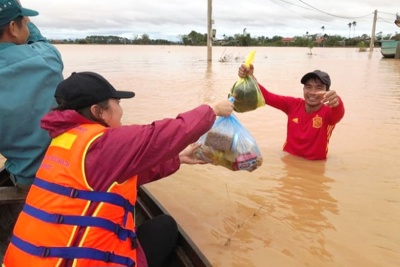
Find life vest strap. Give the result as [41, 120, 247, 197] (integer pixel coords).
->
[23, 204, 137, 244]
[11, 235, 136, 267]
[33, 177, 134, 225]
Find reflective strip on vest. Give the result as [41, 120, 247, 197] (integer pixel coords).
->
[11, 235, 135, 267]
[33, 177, 135, 226]
[22, 203, 137, 244]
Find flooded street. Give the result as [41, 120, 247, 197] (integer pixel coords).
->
[2, 45, 399, 266]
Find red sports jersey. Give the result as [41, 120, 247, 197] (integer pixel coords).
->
[259, 84, 345, 160]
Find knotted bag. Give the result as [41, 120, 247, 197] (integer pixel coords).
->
[195, 114, 263, 172]
[229, 50, 265, 112]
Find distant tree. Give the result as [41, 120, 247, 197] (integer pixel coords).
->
[352, 21, 357, 37]
[321, 26, 325, 33]
[323, 34, 344, 47]
[293, 36, 308, 46]
[361, 33, 369, 40]
[307, 41, 314, 55]
[180, 35, 190, 45]
[181, 30, 207, 45]
[358, 41, 366, 52]
[384, 33, 392, 40]
[271, 35, 283, 42]
[234, 32, 252, 46]
[348, 22, 352, 38]
[140, 34, 150, 45]
[78, 39, 88, 44]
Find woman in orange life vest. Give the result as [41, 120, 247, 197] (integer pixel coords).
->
[3, 71, 234, 267]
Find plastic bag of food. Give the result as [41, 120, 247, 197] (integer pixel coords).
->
[195, 114, 263, 172]
[229, 50, 265, 112]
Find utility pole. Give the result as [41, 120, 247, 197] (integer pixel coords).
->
[369, 10, 377, 52]
[395, 13, 400, 59]
[207, 0, 212, 61]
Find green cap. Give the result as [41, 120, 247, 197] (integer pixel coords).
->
[0, 0, 38, 26]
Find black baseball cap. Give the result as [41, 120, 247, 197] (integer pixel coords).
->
[300, 70, 331, 88]
[55, 72, 135, 110]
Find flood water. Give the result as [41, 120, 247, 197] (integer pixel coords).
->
[3, 45, 400, 266]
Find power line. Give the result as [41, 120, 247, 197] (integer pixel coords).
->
[269, 0, 324, 23]
[270, 0, 372, 29]
[263, 0, 397, 36]
[296, 0, 373, 19]
[378, 10, 397, 16]
[377, 16, 397, 25]
[274, 0, 313, 11]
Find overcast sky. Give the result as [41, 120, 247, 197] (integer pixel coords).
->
[22, 0, 398, 41]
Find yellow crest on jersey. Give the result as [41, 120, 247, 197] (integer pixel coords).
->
[312, 115, 323, 128]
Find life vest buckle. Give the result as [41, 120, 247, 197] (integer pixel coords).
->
[104, 251, 112, 262]
[114, 224, 121, 235]
[41, 247, 50, 257]
[69, 188, 79, 198]
[55, 214, 64, 223]
[131, 236, 138, 249]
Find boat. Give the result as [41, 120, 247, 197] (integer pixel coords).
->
[0, 166, 211, 266]
[380, 40, 399, 58]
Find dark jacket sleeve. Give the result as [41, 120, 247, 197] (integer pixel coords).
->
[136, 156, 181, 187]
[85, 105, 216, 191]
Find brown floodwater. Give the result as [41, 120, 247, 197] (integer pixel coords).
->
[2, 45, 399, 266]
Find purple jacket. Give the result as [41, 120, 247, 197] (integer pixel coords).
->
[40, 105, 217, 267]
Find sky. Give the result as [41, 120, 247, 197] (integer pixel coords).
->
[22, 0, 398, 41]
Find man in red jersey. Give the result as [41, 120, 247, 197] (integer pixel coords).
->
[238, 64, 345, 160]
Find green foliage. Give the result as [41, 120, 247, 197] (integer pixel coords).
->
[180, 31, 207, 46]
[307, 41, 314, 55]
[358, 41, 367, 52]
[48, 30, 398, 47]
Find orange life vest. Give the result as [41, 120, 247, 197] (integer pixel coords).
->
[3, 124, 138, 267]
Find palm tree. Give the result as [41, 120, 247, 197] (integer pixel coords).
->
[348, 22, 352, 38]
[352, 21, 357, 37]
[321, 26, 325, 33]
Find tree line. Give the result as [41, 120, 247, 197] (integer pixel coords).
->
[51, 30, 400, 47]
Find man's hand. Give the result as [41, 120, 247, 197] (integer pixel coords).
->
[318, 90, 340, 108]
[238, 64, 254, 78]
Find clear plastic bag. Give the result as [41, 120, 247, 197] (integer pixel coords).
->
[195, 114, 263, 172]
[229, 50, 265, 112]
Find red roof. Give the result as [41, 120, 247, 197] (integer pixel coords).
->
[282, 37, 295, 42]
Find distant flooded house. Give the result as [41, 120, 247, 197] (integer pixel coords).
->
[282, 37, 295, 45]
[315, 37, 325, 46]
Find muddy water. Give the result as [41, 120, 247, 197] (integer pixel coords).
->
[2, 45, 399, 266]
